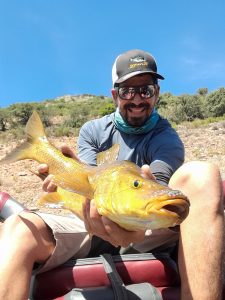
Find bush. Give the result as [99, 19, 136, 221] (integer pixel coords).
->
[54, 125, 71, 137]
[0, 109, 10, 131]
[177, 94, 204, 121]
[204, 88, 225, 117]
[99, 103, 115, 116]
[158, 93, 204, 123]
[9, 103, 35, 126]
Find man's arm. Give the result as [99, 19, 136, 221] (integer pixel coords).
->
[77, 121, 99, 166]
[148, 126, 185, 185]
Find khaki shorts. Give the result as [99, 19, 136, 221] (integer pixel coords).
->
[33, 212, 179, 274]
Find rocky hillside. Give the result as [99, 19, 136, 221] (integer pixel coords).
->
[178, 120, 225, 176]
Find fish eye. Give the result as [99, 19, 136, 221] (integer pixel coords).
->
[132, 180, 142, 189]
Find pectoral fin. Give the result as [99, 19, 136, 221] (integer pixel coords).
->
[38, 192, 63, 207]
[38, 189, 85, 220]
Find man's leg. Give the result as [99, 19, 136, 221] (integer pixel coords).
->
[169, 161, 224, 300]
[0, 212, 55, 300]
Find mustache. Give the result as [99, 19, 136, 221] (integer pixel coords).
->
[124, 103, 150, 109]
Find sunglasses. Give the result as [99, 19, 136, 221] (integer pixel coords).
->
[117, 84, 155, 100]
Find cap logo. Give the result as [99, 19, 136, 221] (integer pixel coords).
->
[130, 55, 145, 63]
[129, 55, 148, 69]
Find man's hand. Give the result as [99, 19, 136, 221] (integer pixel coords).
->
[82, 165, 154, 247]
[82, 199, 146, 247]
[37, 144, 78, 192]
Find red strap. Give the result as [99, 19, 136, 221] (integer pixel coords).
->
[0, 192, 10, 211]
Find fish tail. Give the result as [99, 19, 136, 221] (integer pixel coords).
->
[0, 111, 46, 164]
[0, 141, 35, 164]
[25, 110, 46, 141]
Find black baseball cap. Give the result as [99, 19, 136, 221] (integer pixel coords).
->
[112, 49, 164, 87]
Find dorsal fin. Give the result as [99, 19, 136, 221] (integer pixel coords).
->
[96, 144, 120, 166]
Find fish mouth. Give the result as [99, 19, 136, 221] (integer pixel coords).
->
[146, 189, 190, 221]
[147, 197, 190, 221]
[162, 201, 189, 220]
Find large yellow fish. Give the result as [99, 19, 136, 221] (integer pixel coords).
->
[0, 111, 189, 231]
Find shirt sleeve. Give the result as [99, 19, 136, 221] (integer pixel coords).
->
[150, 160, 174, 186]
[148, 125, 185, 185]
[77, 121, 98, 166]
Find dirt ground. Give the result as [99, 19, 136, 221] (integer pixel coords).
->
[0, 120, 225, 215]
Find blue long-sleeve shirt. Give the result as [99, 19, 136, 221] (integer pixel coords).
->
[77, 113, 184, 185]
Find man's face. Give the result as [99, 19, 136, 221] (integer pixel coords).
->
[111, 74, 159, 127]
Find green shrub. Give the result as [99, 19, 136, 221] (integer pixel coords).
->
[9, 126, 25, 140]
[158, 93, 204, 123]
[9, 103, 35, 126]
[54, 125, 71, 137]
[204, 88, 225, 117]
[99, 103, 115, 116]
[0, 108, 10, 131]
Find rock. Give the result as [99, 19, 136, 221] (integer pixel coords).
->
[18, 172, 28, 176]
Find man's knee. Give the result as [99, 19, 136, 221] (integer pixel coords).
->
[1, 212, 55, 262]
[170, 161, 221, 190]
[169, 161, 223, 210]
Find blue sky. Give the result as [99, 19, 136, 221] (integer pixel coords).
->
[1, 0, 225, 107]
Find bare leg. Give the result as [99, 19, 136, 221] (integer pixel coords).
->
[169, 161, 224, 300]
[0, 212, 55, 300]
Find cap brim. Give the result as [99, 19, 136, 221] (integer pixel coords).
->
[115, 70, 164, 85]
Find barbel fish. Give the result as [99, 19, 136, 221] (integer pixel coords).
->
[0, 111, 189, 231]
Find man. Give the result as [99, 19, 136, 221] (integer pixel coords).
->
[0, 49, 224, 300]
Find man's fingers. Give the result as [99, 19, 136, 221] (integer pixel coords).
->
[83, 199, 105, 235]
[102, 217, 145, 247]
[37, 164, 49, 174]
[82, 200, 118, 245]
[101, 217, 130, 247]
[82, 200, 146, 248]
[60, 144, 78, 160]
[83, 199, 92, 233]
[141, 164, 156, 181]
[88, 200, 108, 236]
[42, 175, 57, 192]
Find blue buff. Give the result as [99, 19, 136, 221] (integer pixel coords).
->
[114, 107, 160, 134]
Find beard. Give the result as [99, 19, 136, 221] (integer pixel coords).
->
[122, 103, 151, 127]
